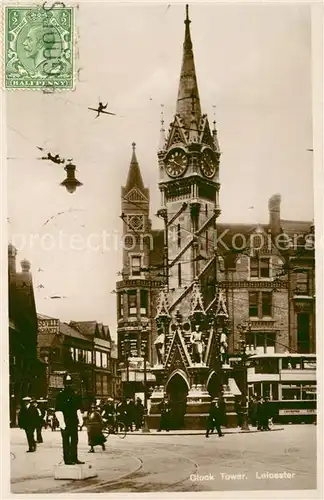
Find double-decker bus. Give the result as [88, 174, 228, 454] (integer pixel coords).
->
[246, 353, 316, 423]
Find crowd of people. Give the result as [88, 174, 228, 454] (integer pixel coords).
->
[17, 392, 146, 455]
[17, 388, 273, 456]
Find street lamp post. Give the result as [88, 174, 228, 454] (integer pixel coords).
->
[238, 322, 251, 431]
[141, 328, 150, 433]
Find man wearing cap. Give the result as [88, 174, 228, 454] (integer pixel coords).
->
[206, 398, 224, 438]
[18, 397, 40, 452]
[55, 374, 84, 465]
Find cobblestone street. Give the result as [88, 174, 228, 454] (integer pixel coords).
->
[10, 425, 316, 494]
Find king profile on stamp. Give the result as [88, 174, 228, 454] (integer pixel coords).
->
[5, 5, 74, 89]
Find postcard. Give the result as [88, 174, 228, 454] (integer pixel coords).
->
[2, 1, 322, 498]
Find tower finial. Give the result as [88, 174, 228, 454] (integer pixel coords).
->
[160, 104, 165, 129]
[132, 142, 136, 151]
[185, 4, 190, 25]
[158, 104, 166, 151]
[212, 105, 217, 131]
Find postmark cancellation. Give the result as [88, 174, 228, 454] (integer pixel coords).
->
[4, 5, 74, 89]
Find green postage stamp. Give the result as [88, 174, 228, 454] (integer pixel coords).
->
[4, 5, 75, 89]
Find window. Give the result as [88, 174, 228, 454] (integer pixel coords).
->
[95, 351, 101, 367]
[178, 263, 182, 288]
[250, 257, 270, 278]
[262, 292, 272, 316]
[249, 291, 273, 318]
[128, 290, 137, 315]
[102, 353, 108, 368]
[177, 224, 181, 248]
[87, 350, 92, 364]
[75, 349, 79, 362]
[282, 384, 302, 400]
[96, 374, 102, 395]
[140, 289, 148, 315]
[295, 270, 309, 295]
[297, 313, 310, 353]
[118, 292, 124, 318]
[69, 347, 75, 360]
[246, 332, 276, 354]
[249, 292, 258, 317]
[130, 256, 142, 277]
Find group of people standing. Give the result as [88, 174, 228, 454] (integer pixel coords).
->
[18, 397, 47, 452]
[247, 395, 272, 431]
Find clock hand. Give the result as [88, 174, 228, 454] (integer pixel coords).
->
[170, 158, 183, 168]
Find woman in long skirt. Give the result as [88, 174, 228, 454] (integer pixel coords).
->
[87, 404, 106, 453]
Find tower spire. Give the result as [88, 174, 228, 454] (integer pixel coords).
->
[158, 104, 166, 151]
[176, 4, 201, 130]
[125, 142, 145, 193]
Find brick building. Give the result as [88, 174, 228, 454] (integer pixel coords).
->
[116, 6, 316, 427]
[37, 317, 120, 407]
[9, 244, 45, 426]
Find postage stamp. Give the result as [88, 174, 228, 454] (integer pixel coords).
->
[4, 5, 74, 89]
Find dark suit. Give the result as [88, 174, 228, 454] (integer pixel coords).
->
[55, 388, 80, 464]
[206, 403, 223, 437]
[158, 400, 171, 431]
[18, 404, 40, 451]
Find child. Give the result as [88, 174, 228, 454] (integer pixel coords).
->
[87, 404, 106, 453]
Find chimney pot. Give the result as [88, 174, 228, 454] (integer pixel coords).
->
[21, 259, 31, 273]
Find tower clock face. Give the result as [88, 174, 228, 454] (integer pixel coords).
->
[165, 149, 188, 178]
[201, 149, 217, 178]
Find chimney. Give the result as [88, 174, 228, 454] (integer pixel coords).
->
[8, 243, 17, 276]
[268, 194, 281, 236]
[20, 258, 31, 273]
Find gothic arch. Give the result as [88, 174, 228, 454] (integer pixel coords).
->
[165, 369, 190, 391]
[206, 370, 217, 388]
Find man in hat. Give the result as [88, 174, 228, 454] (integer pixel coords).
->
[101, 398, 116, 430]
[55, 374, 84, 465]
[206, 398, 224, 438]
[18, 397, 40, 452]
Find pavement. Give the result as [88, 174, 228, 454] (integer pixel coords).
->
[9, 424, 317, 494]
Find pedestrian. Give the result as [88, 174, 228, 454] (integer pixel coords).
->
[262, 396, 271, 431]
[55, 373, 84, 465]
[157, 397, 171, 432]
[116, 398, 127, 431]
[206, 398, 224, 438]
[257, 397, 265, 430]
[101, 398, 116, 431]
[125, 398, 135, 432]
[87, 404, 106, 453]
[33, 400, 44, 443]
[248, 395, 258, 427]
[134, 397, 144, 430]
[18, 396, 40, 453]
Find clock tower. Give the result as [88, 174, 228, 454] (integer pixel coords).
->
[158, 4, 221, 301]
[147, 5, 236, 430]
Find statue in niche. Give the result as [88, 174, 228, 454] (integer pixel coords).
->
[154, 326, 165, 365]
[190, 325, 205, 364]
[218, 327, 228, 365]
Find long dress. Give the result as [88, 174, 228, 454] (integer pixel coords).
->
[87, 411, 106, 447]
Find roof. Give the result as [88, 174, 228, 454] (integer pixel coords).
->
[60, 322, 89, 341]
[176, 5, 201, 130]
[69, 321, 98, 337]
[123, 143, 148, 197]
[38, 313, 58, 320]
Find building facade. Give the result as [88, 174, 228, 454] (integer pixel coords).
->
[116, 6, 316, 428]
[37, 317, 119, 407]
[9, 244, 45, 427]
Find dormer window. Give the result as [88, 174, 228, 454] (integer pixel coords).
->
[250, 257, 270, 278]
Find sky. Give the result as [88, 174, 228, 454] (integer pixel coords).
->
[6, 2, 314, 338]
